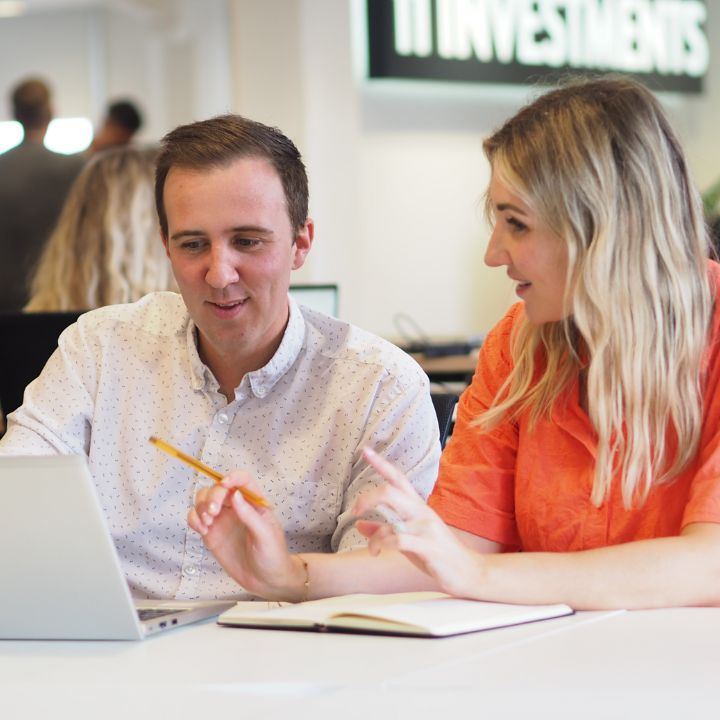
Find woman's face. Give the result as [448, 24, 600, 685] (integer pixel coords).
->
[484, 173, 570, 325]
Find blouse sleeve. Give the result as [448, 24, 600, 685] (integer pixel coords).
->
[682, 267, 720, 528]
[428, 305, 523, 547]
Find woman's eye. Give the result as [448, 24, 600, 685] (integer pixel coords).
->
[506, 217, 527, 232]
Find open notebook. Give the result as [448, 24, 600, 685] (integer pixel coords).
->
[218, 592, 574, 638]
[0, 455, 233, 640]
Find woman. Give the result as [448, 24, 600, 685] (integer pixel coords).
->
[25, 145, 176, 311]
[189, 76, 720, 609]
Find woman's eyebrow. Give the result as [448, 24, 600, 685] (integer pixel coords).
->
[496, 202, 528, 216]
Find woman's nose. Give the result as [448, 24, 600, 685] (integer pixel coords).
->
[484, 229, 509, 268]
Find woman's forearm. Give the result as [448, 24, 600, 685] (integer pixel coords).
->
[472, 523, 720, 609]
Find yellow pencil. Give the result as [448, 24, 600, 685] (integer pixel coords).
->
[149, 436, 271, 509]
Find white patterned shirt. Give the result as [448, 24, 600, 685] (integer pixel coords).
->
[0, 292, 440, 600]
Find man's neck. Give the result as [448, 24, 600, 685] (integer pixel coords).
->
[22, 127, 48, 145]
[199, 335, 285, 405]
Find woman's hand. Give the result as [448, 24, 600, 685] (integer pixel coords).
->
[353, 447, 485, 598]
[188, 471, 306, 601]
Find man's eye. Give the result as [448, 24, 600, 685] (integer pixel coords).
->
[234, 237, 262, 248]
[180, 240, 204, 251]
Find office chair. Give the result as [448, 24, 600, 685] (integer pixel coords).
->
[430, 392, 459, 448]
[0, 311, 85, 422]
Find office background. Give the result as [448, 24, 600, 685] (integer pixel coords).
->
[1, 0, 718, 339]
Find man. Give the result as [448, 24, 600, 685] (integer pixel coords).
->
[0, 114, 440, 600]
[89, 99, 142, 153]
[0, 77, 84, 311]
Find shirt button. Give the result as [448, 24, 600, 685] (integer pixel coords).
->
[256, 387, 266, 398]
[183, 565, 199, 577]
[217, 412, 229, 425]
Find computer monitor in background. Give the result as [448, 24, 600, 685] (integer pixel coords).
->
[289, 284, 339, 317]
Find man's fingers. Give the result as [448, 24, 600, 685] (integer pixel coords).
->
[221, 470, 262, 494]
[194, 483, 231, 515]
[187, 507, 207, 535]
[229, 489, 278, 540]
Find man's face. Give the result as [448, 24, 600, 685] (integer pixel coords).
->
[162, 156, 312, 377]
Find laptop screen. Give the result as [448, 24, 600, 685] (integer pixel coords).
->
[289, 284, 339, 317]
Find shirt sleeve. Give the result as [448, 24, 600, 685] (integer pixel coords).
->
[682, 289, 720, 528]
[0, 319, 97, 456]
[428, 305, 523, 548]
[682, 434, 720, 528]
[334, 363, 441, 552]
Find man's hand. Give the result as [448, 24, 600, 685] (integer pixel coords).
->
[188, 471, 306, 601]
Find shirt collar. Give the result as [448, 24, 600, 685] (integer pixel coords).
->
[246, 295, 305, 397]
[184, 295, 306, 396]
[186, 321, 214, 392]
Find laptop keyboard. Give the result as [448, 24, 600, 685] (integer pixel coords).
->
[137, 608, 176, 621]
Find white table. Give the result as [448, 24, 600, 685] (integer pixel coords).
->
[2, 608, 718, 719]
[314, 608, 720, 719]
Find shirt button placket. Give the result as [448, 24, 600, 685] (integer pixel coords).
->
[177, 518, 208, 599]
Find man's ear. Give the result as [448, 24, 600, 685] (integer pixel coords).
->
[292, 219, 314, 270]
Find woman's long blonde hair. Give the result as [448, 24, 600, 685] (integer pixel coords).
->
[480, 76, 712, 507]
[26, 146, 176, 311]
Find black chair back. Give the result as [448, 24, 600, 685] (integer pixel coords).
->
[0, 311, 85, 418]
[430, 392, 459, 448]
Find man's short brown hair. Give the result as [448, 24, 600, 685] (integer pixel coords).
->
[12, 78, 52, 130]
[155, 114, 308, 236]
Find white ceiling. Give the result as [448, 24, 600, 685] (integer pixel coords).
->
[0, 0, 169, 17]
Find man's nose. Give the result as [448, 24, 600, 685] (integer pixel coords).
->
[205, 247, 240, 289]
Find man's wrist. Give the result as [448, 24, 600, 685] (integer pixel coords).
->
[284, 554, 310, 603]
[296, 554, 310, 602]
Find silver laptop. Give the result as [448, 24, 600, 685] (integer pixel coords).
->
[0, 454, 234, 640]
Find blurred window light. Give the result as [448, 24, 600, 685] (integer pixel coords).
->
[0, 1, 26, 18]
[44, 118, 93, 154]
[0, 118, 93, 155]
[0, 121, 23, 154]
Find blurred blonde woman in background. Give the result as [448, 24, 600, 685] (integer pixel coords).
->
[25, 145, 176, 311]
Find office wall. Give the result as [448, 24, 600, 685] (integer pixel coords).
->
[229, 0, 720, 338]
[0, 8, 99, 120]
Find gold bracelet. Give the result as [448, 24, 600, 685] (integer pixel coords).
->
[297, 554, 310, 603]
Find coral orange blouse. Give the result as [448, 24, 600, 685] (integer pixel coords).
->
[429, 262, 720, 551]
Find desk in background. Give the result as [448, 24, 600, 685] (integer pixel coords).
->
[409, 350, 479, 387]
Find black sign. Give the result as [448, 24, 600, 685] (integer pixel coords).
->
[366, 0, 708, 93]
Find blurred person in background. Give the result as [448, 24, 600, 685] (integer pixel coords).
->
[25, 145, 176, 311]
[89, 98, 143, 154]
[0, 77, 84, 311]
